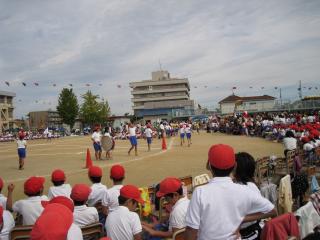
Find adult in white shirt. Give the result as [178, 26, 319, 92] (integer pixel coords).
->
[7, 177, 48, 225]
[91, 126, 102, 160]
[87, 166, 107, 207]
[0, 178, 7, 210]
[128, 123, 138, 156]
[16, 135, 27, 170]
[185, 144, 276, 240]
[30, 203, 83, 240]
[71, 184, 99, 227]
[48, 169, 71, 200]
[102, 164, 125, 216]
[105, 185, 143, 240]
[144, 125, 153, 151]
[0, 206, 15, 240]
[283, 130, 297, 156]
[142, 177, 190, 238]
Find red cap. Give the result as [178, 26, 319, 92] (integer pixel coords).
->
[110, 164, 125, 180]
[51, 169, 66, 182]
[311, 130, 320, 137]
[42, 196, 74, 212]
[301, 137, 309, 143]
[120, 185, 144, 204]
[156, 177, 182, 197]
[30, 204, 73, 240]
[0, 206, 3, 225]
[89, 166, 102, 177]
[100, 238, 111, 240]
[70, 184, 91, 202]
[208, 144, 235, 169]
[0, 177, 3, 190]
[24, 176, 45, 195]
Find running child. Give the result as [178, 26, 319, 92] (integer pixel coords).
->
[91, 126, 102, 160]
[128, 123, 138, 156]
[185, 123, 192, 147]
[179, 123, 185, 146]
[17, 134, 27, 170]
[145, 124, 153, 151]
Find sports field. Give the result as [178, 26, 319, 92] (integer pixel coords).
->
[0, 132, 284, 201]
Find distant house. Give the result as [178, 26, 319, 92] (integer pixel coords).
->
[219, 94, 276, 114]
[107, 115, 132, 129]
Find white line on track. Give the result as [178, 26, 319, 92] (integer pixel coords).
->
[5, 138, 174, 182]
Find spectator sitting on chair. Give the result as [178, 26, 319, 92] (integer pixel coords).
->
[48, 169, 72, 200]
[71, 184, 99, 227]
[102, 164, 125, 216]
[7, 176, 48, 225]
[87, 166, 107, 207]
[105, 185, 143, 240]
[142, 177, 190, 238]
[0, 206, 15, 240]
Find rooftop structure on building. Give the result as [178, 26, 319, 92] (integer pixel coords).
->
[129, 70, 196, 121]
[219, 94, 276, 114]
[0, 90, 16, 133]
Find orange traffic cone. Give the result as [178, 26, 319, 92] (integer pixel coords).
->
[85, 148, 93, 168]
[162, 137, 167, 150]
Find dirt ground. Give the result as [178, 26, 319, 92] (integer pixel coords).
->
[0, 132, 284, 201]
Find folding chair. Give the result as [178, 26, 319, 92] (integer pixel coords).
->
[192, 174, 210, 188]
[10, 225, 33, 240]
[172, 228, 186, 240]
[255, 156, 270, 186]
[81, 222, 104, 240]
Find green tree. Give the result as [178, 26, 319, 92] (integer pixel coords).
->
[57, 88, 79, 129]
[80, 91, 110, 127]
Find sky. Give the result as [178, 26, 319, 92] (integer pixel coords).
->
[0, 0, 320, 118]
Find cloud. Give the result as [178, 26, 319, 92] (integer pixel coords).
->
[0, 0, 319, 117]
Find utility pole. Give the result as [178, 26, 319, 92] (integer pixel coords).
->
[299, 80, 302, 99]
[280, 88, 282, 108]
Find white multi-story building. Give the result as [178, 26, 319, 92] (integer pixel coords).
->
[129, 71, 195, 121]
[0, 90, 16, 133]
[219, 94, 276, 114]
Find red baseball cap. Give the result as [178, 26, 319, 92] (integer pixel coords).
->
[51, 169, 66, 182]
[24, 176, 45, 195]
[0, 206, 3, 225]
[0, 177, 3, 190]
[301, 137, 309, 143]
[42, 196, 74, 212]
[70, 184, 91, 202]
[120, 185, 144, 204]
[30, 203, 73, 240]
[100, 238, 111, 240]
[156, 177, 182, 197]
[110, 164, 125, 180]
[89, 166, 102, 177]
[208, 144, 235, 169]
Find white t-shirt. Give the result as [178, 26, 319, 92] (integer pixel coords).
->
[17, 140, 27, 149]
[13, 195, 49, 225]
[67, 223, 83, 240]
[0, 194, 7, 209]
[73, 205, 99, 227]
[169, 197, 190, 231]
[87, 183, 108, 207]
[91, 132, 101, 143]
[48, 184, 72, 200]
[303, 143, 314, 152]
[106, 206, 142, 240]
[129, 127, 136, 137]
[283, 137, 297, 151]
[185, 177, 274, 240]
[185, 126, 191, 134]
[145, 128, 152, 138]
[0, 210, 15, 240]
[102, 185, 123, 213]
[179, 128, 185, 134]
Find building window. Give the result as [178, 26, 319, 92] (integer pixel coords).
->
[249, 102, 256, 105]
[149, 86, 153, 91]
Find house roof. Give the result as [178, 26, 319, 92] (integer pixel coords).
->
[219, 94, 276, 104]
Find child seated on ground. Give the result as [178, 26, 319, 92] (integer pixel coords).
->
[87, 166, 107, 207]
[48, 169, 72, 200]
[0, 206, 15, 240]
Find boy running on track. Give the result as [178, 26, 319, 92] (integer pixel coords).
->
[185, 123, 192, 147]
[128, 123, 138, 156]
[179, 123, 185, 146]
[91, 126, 102, 160]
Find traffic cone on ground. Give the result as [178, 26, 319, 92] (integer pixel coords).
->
[85, 148, 93, 168]
[162, 137, 167, 150]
